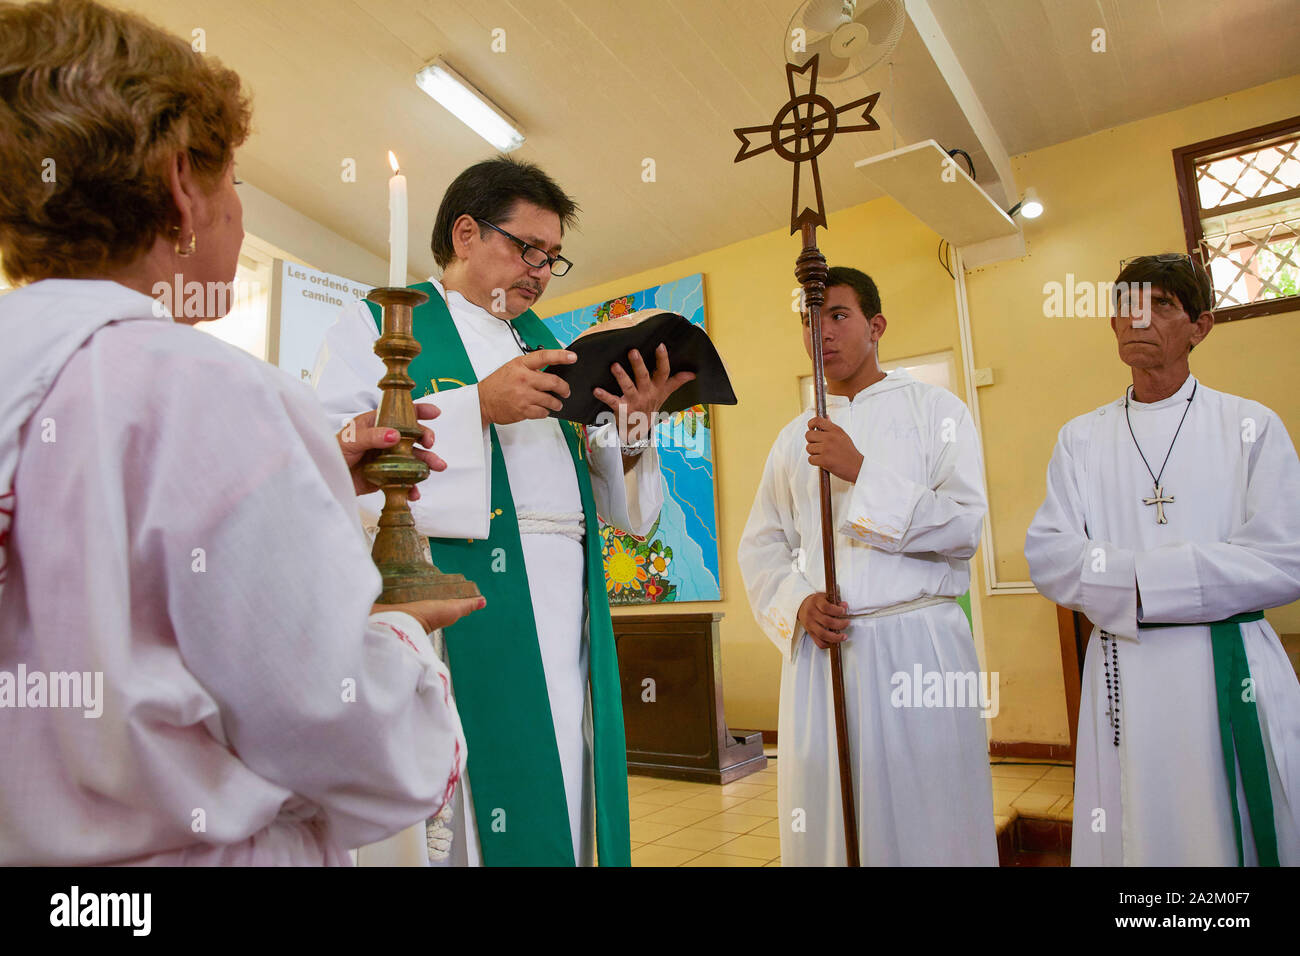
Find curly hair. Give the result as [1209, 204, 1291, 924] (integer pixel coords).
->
[0, 0, 252, 284]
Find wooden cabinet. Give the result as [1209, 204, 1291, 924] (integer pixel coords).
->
[613, 612, 767, 783]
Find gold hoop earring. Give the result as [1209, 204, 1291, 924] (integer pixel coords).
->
[176, 232, 197, 257]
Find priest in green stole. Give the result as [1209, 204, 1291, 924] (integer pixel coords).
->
[313, 158, 694, 866]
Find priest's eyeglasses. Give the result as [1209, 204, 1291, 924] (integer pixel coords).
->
[476, 218, 574, 276]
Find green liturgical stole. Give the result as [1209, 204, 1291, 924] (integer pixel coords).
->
[366, 283, 631, 867]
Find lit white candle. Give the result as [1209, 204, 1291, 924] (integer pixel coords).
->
[387, 150, 407, 288]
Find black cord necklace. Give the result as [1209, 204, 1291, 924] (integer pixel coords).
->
[1105, 380, 1196, 747]
[506, 320, 527, 353]
[1124, 380, 1197, 525]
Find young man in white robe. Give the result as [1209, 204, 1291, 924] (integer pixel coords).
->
[313, 158, 690, 866]
[739, 267, 997, 866]
[1026, 253, 1300, 866]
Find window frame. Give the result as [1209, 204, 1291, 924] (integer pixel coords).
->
[1172, 114, 1300, 323]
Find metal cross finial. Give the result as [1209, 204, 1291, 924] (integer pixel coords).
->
[733, 55, 881, 234]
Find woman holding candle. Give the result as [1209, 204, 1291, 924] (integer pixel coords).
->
[0, 0, 478, 864]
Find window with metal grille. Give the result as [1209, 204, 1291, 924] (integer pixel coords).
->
[1173, 115, 1300, 322]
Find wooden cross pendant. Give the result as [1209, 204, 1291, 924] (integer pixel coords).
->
[1143, 482, 1174, 524]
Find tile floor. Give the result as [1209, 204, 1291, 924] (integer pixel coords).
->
[628, 763, 782, 867]
[989, 757, 1075, 827]
[627, 750, 1074, 867]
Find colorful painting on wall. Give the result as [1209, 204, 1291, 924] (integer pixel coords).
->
[540, 273, 721, 604]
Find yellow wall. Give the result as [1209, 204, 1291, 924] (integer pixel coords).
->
[540, 74, 1300, 742]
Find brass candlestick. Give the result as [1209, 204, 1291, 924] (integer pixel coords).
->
[366, 286, 481, 603]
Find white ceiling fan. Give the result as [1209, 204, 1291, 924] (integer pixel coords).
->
[785, 0, 907, 82]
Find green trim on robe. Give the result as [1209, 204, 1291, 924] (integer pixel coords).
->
[365, 283, 631, 867]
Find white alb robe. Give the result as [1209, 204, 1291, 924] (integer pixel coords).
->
[1026, 374, 1300, 866]
[312, 280, 663, 866]
[0, 279, 466, 865]
[739, 370, 997, 866]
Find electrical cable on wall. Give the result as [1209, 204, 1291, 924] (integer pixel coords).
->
[938, 238, 955, 279]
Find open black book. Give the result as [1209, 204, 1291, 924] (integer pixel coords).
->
[546, 309, 737, 425]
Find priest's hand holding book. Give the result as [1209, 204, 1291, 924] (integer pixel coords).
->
[522, 309, 734, 461]
[477, 348, 579, 425]
[475, 344, 694, 445]
[593, 343, 697, 467]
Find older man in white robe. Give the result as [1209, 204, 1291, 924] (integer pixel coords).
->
[1026, 253, 1300, 866]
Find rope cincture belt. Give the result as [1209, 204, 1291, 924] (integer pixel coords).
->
[1140, 610, 1278, 866]
[846, 594, 958, 621]
[516, 510, 585, 543]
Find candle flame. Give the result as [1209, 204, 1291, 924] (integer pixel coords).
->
[388, 150, 400, 174]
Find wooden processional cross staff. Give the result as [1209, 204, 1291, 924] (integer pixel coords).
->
[733, 54, 881, 867]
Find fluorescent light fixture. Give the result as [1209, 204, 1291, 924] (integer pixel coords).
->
[1011, 186, 1043, 220]
[415, 58, 525, 153]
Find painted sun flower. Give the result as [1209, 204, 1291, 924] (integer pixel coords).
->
[646, 537, 672, 575]
[593, 295, 635, 326]
[605, 539, 648, 594]
[598, 520, 676, 605]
